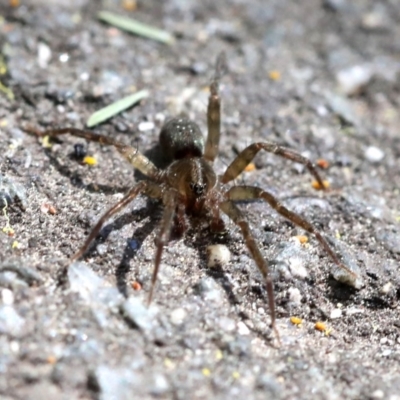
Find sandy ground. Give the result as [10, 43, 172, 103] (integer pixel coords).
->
[1, 1, 400, 399]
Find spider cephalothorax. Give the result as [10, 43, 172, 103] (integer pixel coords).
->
[27, 54, 356, 343]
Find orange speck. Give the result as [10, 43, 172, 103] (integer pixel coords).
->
[2, 226, 15, 236]
[311, 179, 330, 190]
[9, 0, 20, 7]
[316, 159, 330, 169]
[244, 163, 256, 172]
[290, 316, 303, 325]
[83, 155, 97, 166]
[268, 70, 281, 81]
[295, 235, 308, 244]
[47, 355, 57, 364]
[315, 321, 327, 332]
[122, 0, 137, 11]
[41, 203, 57, 215]
[131, 281, 142, 291]
[48, 205, 57, 215]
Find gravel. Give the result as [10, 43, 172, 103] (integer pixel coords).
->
[1, 0, 400, 399]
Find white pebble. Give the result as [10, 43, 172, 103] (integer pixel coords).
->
[59, 53, 69, 63]
[207, 245, 231, 268]
[370, 390, 385, 400]
[365, 146, 384, 163]
[330, 308, 342, 319]
[237, 321, 250, 336]
[380, 282, 393, 295]
[170, 308, 186, 326]
[381, 349, 392, 357]
[37, 42, 52, 68]
[288, 287, 302, 304]
[288, 257, 308, 279]
[1, 289, 14, 305]
[138, 121, 155, 132]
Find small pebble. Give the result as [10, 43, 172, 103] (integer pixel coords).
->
[361, 9, 389, 31]
[288, 287, 302, 305]
[138, 121, 155, 132]
[149, 373, 170, 396]
[93, 365, 141, 399]
[96, 244, 108, 256]
[0, 305, 25, 335]
[273, 240, 311, 281]
[330, 308, 342, 319]
[365, 146, 384, 163]
[288, 257, 308, 279]
[1, 288, 14, 305]
[122, 297, 158, 332]
[196, 278, 224, 305]
[330, 239, 363, 289]
[237, 321, 250, 336]
[68, 262, 104, 301]
[170, 308, 186, 326]
[370, 390, 385, 400]
[380, 282, 393, 295]
[324, 91, 361, 126]
[375, 228, 400, 254]
[59, 53, 69, 63]
[207, 245, 231, 267]
[37, 42, 52, 68]
[381, 349, 392, 357]
[336, 65, 373, 96]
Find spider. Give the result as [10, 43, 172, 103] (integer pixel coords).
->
[26, 54, 355, 343]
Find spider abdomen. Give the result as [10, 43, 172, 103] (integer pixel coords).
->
[160, 117, 204, 161]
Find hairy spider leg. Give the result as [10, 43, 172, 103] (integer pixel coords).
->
[148, 189, 178, 305]
[220, 200, 281, 344]
[226, 185, 356, 277]
[221, 142, 326, 189]
[204, 53, 227, 162]
[71, 181, 162, 262]
[26, 127, 161, 181]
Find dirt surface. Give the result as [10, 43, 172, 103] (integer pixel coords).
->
[1, 1, 400, 399]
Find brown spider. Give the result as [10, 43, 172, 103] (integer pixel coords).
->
[27, 54, 355, 343]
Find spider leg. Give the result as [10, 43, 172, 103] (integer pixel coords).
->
[71, 181, 162, 262]
[204, 53, 226, 162]
[148, 189, 178, 305]
[219, 200, 280, 344]
[226, 185, 357, 278]
[221, 142, 325, 188]
[25, 126, 161, 181]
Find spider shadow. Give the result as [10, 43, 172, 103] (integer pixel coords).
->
[41, 139, 166, 296]
[80, 199, 161, 297]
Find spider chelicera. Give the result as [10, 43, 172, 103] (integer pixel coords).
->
[27, 54, 355, 343]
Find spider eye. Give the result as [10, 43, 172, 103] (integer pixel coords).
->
[190, 182, 204, 195]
